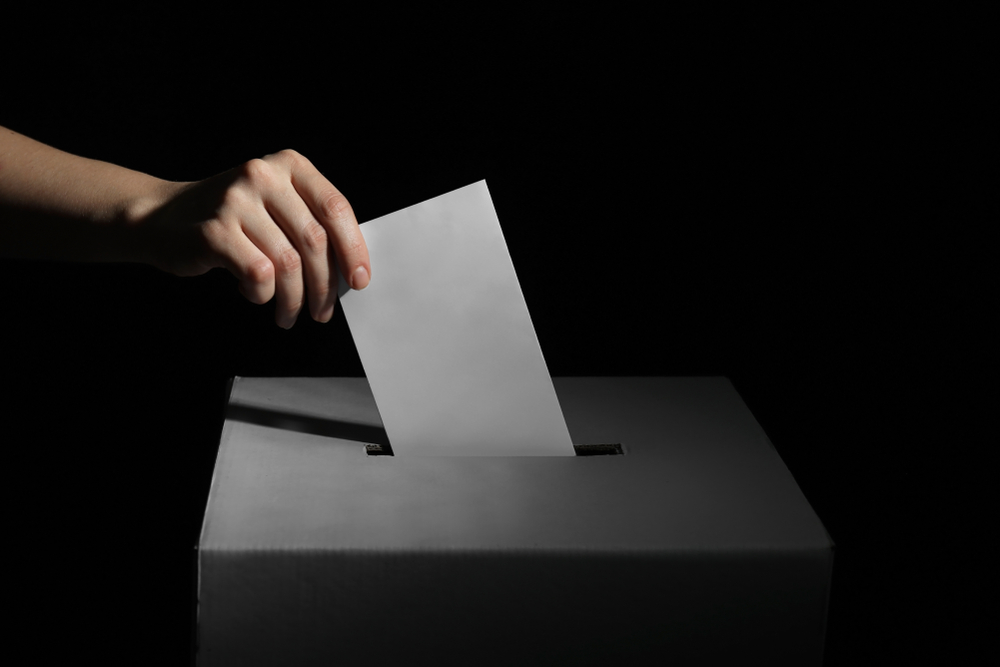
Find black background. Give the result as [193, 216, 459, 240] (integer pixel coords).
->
[1, 7, 992, 665]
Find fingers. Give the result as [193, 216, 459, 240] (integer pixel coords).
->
[208, 151, 369, 328]
[238, 203, 305, 329]
[205, 211, 312, 329]
[282, 151, 371, 291]
[202, 219, 275, 307]
[258, 174, 337, 323]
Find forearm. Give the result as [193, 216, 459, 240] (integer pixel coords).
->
[0, 127, 371, 327]
[0, 125, 177, 264]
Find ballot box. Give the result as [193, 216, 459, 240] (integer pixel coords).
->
[196, 376, 833, 666]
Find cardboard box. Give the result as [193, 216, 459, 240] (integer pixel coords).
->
[197, 377, 833, 665]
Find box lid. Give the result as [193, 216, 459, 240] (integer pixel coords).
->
[199, 377, 831, 555]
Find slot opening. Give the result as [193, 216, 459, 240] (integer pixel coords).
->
[364, 443, 624, 456]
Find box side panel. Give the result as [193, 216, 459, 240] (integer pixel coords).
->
[198, 547, 831, 667]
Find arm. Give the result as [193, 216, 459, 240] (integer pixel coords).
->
[0, 125, 370, 328]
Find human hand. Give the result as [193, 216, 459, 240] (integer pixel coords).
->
[137, 150, 370, 328]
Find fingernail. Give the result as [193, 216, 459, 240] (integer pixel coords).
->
[352, 266, 370, 290]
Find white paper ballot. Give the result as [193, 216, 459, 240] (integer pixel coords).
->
[337, 181, 574, 456]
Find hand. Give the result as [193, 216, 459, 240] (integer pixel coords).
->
[138, 149, 370, 328]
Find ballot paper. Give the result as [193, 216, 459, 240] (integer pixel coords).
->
[337, 181, 574, 456]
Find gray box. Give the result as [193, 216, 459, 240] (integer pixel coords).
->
[197, 377, 833, 665]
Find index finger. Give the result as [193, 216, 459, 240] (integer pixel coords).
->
[286, 154, 370, 291]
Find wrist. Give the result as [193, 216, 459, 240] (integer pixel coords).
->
[118, 178, 190, 267]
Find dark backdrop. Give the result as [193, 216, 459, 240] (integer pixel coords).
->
[1, 7, 991, 665]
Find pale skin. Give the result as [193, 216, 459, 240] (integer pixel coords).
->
[0, 125, 370, 328]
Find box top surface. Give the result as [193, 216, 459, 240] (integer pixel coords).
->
[200, 377, 831, 554]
